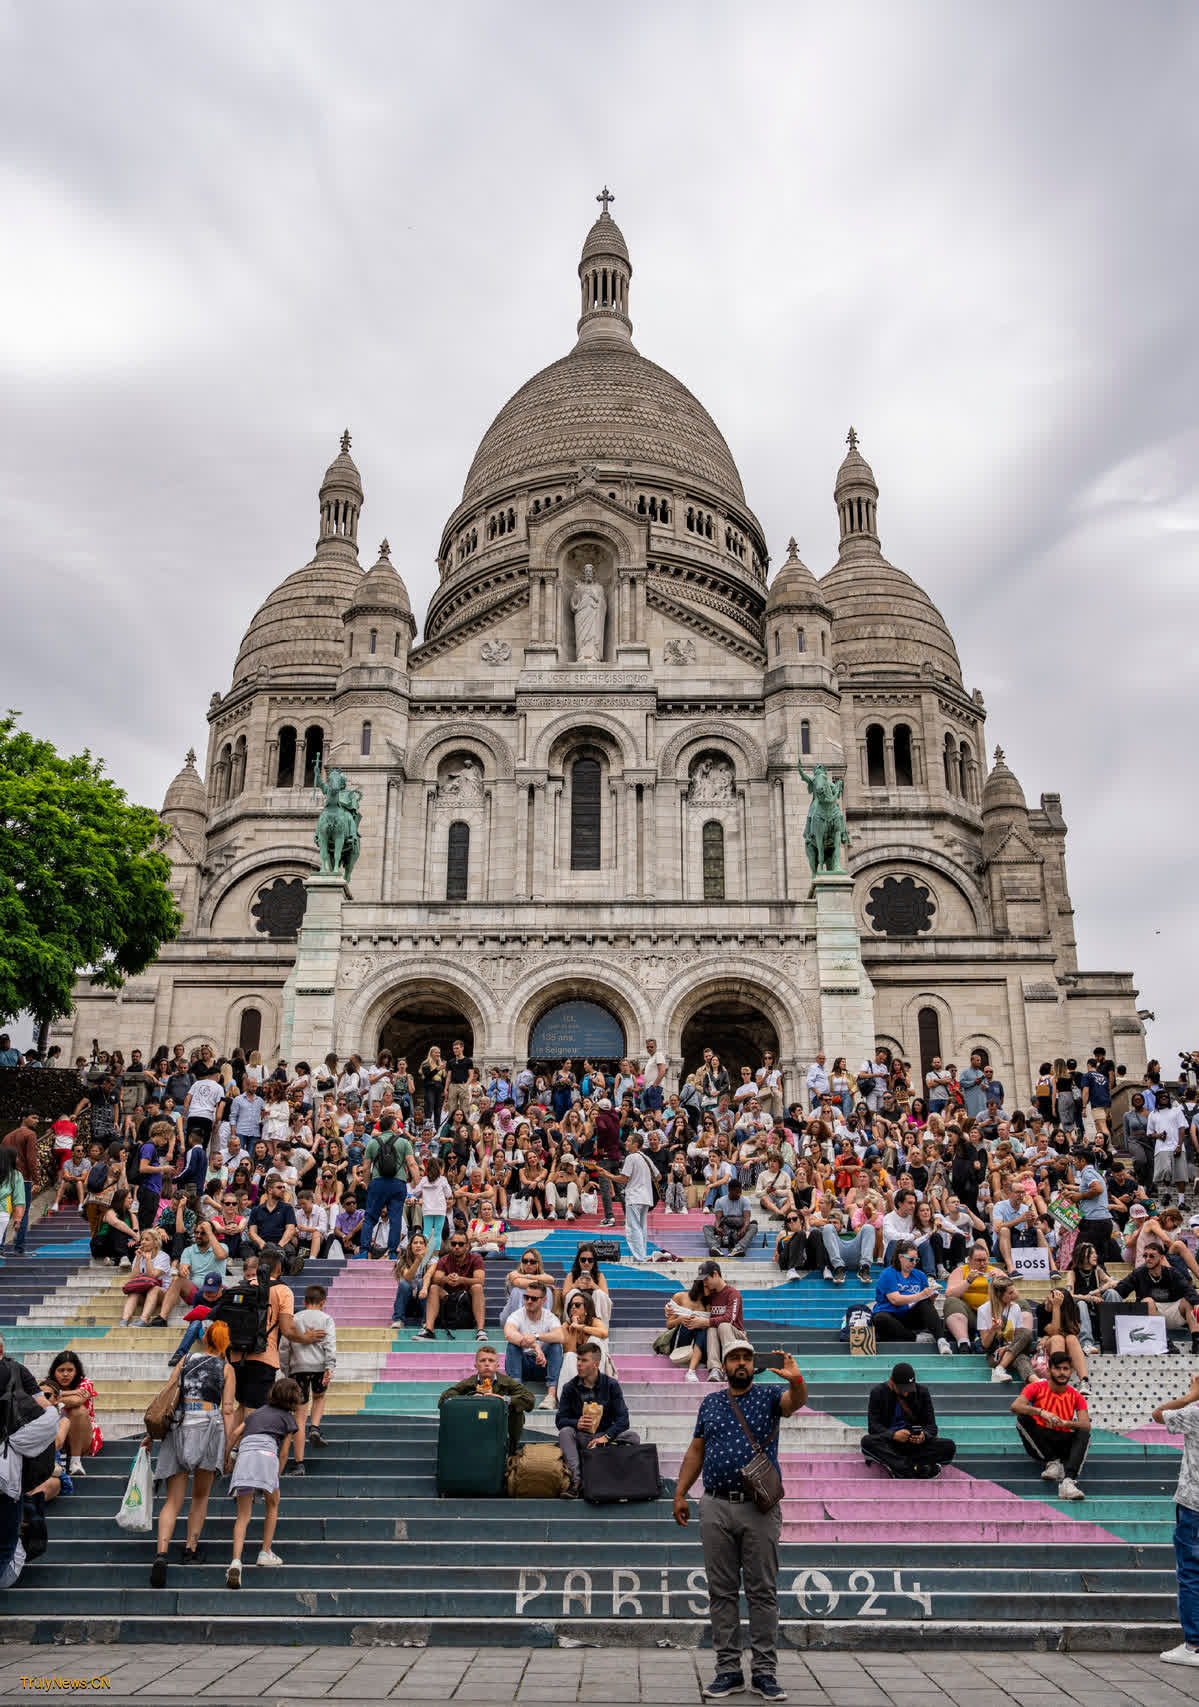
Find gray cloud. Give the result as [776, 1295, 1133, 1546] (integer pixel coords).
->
[2, 1, 1195, 1062]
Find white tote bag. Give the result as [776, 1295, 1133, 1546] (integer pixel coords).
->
[115, 1445, 154, 1532]
[1114, 1313, 1168, 1355]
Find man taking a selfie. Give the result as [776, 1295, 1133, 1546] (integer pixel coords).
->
[673, 1342, 806, 1702]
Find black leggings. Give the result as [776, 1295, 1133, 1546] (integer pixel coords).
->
[932, 1230, 967, 1270]
[872, 1299, 944, 1342]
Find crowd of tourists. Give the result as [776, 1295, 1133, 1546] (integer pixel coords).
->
[3, 1032, 1199, 1673]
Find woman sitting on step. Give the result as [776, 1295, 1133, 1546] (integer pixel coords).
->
[120, 1228, 170, 1326]
[559, 1294, 613, 1389]
[44, 1350, 102, 1479]
[558, 1244, 612, 1325]
[976, 1277, 1035, 1384]
[91, 1186, 140, 1267]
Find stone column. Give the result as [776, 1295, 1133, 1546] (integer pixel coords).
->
[287, 874, 347, 1066]
[812, 873, 875, 1069]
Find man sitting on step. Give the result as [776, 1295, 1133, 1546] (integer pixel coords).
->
[704, 1179, 758, 1259]
[439, 1343, 534, 1455]
[860, 1361, 957, 1479]
[555, 1343, 640, 1498]
[1010, 1348, 1090, 1501]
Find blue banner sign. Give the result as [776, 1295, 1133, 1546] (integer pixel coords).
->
[529, 1000, 625, 1060]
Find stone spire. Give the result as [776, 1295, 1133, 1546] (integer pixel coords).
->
[834, 426, 881, 557]
[316, 429, 363, 562]
[575, 188, 634, 349]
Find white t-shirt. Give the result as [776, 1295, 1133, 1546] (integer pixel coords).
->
[186, 1079, 224, 1122]
[733, 1080, 758, 1106]
[975, 1298, 1023, 1339]
[1149, 1107, 1187, 1156]
[507, 1305, 561, 1342]
[756, 1065, 782, 1093]
[881, 1210, 915, 1246]
[643, 1051, 667, 1087]
[621, 1150, 657, 1206]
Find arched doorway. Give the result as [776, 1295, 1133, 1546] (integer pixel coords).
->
[378, 999, 475, 1074]
[528, 998, 625, 1078]
[680, 998, 780, 1083]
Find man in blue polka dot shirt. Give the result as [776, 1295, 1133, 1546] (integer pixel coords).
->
[674, 1342, 807, 1701]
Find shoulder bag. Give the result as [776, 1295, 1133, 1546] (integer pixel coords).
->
[727, 1392, 784, 1512]
[143, 1365, 183, 1441]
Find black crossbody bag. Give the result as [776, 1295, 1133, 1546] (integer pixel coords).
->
[728, 1393, 784, 1512]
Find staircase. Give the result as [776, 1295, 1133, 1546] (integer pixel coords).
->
[1, 1206, 1190, 1651]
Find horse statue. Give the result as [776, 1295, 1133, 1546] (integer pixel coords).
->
[797, 740, 849, 878]
[312, 752, 362, 890]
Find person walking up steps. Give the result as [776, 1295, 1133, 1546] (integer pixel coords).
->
[224, 1375, 304, 1587]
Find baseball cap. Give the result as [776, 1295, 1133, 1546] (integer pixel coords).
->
[1129, 1204, 1148, 1218]
[697, 1259, 722, 1278]
[1189, 1215, 1199, 1231]
[722, 1339, 755, 1364]
[889, 1362, 917, 1393]
[199, 1273, 223, 1295]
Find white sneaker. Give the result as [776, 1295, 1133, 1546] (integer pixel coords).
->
[784, 1268, 802, 1282]
[990, 1365, 1012, 1382]
[938, 1340, 954, 1357]
[1160, 1643, 1199, 1667]
[707, 1367, 724, 1383]
[822, 1266, 833, 1281]
[537, 1393, 556, 1410]
[1040, 1459, 1064, 1483]
[565, 1210, 576, 1221]
[685, 1370, 699, 1383]
[68, 1455, 86, 1476]
[226, 1560, 242, 1589]
[256, 1549, 284, 1566]
[1058, 1477, 1084, 1501]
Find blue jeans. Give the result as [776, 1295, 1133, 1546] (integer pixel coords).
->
[625, 1200, 649, 1261]
[1176, 1502, 1199, 1647]
[171, 1317, 207, 1360]
[820, 1224, 874, 1270]
[391, 1278, 417, 1323]
[505, 1342, 563, 1388]
[359, 1177, 408, 1258]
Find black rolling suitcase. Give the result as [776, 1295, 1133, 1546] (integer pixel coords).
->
[580, 1438, 662, 1504]
[436, 1395, 508, 1496]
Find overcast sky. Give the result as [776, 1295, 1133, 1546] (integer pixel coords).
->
[2, 2, 1195, 1064]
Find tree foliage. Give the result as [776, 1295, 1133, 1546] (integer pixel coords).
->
[0, 714, 181, 1026]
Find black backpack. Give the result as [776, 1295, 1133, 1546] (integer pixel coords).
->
[375, 1134, 399, 1179]
[209, 1276, 270, 1355]
[0, 1361, 56, 1493]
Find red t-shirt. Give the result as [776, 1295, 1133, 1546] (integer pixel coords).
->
[707, 1284, 744, 1330]
[1021, 1379, 1087, 1432]
[440, 1251, 484, 1284]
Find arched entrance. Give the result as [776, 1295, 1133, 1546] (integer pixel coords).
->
[528, 998, 625, 1079]
[379, 999, 475, 1072]
[680, 998, 780, 1083]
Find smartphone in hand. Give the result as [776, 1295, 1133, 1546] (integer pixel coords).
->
[753, 1351, 786, 1372]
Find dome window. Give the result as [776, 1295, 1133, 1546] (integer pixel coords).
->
[797, 627, 805, 653]
[894, 724, 914, 787]
[275, 726, 297, 788]
[570, 756, 602, 871]
[866, 724, 886, 787]
[237, 1007, 262, 1056]
[800, 720, 811, 756]
[369, 629, 377, 654]
[302, 726, 325, 790]
[361, 720, 372, 757]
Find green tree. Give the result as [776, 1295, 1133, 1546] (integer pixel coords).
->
[0, 713, 181, 1033]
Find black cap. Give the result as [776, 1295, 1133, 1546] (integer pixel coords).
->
[889, 1362, 917, 1393]
[697, 1259, 722, 1278]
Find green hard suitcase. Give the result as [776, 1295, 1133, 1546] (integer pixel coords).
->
[436, 1394, 509, 1496]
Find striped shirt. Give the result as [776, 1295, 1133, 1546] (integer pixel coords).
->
[1021, 1379, 1087, 1433]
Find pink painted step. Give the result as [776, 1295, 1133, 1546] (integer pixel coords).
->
[1124, 1422, 1179, 1447]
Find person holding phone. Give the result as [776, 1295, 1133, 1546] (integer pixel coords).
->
[861, 1361, 957, 1479]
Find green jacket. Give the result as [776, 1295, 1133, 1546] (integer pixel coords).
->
[438, 1372, 535, 1415]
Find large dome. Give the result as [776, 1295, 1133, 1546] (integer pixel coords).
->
[821, 556, 962, 684]
[461, 341, 747, 510]
[233, 558, 362, 688]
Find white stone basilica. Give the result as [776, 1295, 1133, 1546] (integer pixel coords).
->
[55, 199, 1146, 1100]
